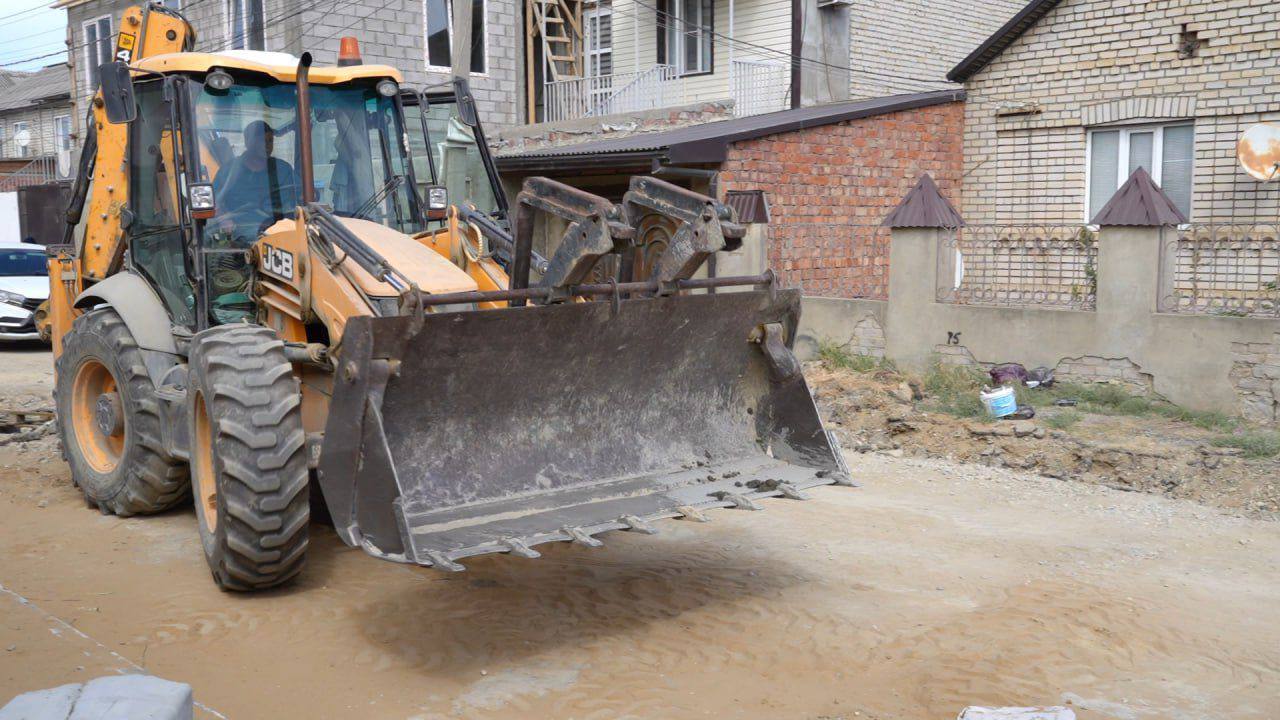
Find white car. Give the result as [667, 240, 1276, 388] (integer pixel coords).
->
[0, 243, 50, 341]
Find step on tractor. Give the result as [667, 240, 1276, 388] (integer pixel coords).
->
[46, 3, 850, 591]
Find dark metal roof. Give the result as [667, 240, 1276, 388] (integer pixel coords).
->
[0, 65, 71, 113]
[724, 190, 771, 224]
[947, 0, 1063, 83]
[882, 173, 965, 228]
[496, 89, 965, 172]
[1091, 167, 1188, 226]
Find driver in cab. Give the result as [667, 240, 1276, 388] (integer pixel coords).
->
[210, 120, 298, 238]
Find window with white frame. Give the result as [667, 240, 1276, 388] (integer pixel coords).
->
[1087, 122, 1194, 221]
[83, 16, 113, 91]
[227, 0, 265, 51]
[12, 122, 30, 157]
[424, 0, 486, 74]
[658, 0, 713, 76]
[54, 115, 72, 152]
[584, 2, 613, 77]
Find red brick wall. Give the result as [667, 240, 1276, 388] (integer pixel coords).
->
[718, 101, 964, 298]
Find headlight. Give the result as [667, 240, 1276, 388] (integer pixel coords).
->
[0, 290, 25, 306]
[376, 79, 398, 98]
[205, 69, 234, 92]
[189, 183, 215, 211]
[426, 186, 448, 210]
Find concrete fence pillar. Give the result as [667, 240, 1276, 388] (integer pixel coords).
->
[880, 173, 964, 371]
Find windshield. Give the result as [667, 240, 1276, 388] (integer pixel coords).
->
[189, 76, 422, 240]
[0, 249, 47, 276]
[407, 93, 500, 218]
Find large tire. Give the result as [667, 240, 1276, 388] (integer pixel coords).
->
[188, 325, 309, 591]
[55, 308, 189, 515]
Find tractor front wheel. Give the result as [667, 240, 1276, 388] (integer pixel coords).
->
[188, 325, 309, 591]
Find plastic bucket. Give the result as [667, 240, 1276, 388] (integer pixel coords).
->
[980, 386, 1017, 418]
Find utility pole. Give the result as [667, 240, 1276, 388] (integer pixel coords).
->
[451, 0, 473, 80]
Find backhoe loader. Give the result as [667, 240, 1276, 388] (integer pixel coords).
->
[48, 3, 850, 591]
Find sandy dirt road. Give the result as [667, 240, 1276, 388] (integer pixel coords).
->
[2, 345, 1279, 720]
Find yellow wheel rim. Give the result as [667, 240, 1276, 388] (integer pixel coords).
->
[70, 359, 124, 474]
[192, 392, 219, 534]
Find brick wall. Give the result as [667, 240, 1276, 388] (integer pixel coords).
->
[66, 0, 524, 142]
[848, 0, 1024, 99]
[718, 100, 964, 298]
[962, 0, 1280, 224]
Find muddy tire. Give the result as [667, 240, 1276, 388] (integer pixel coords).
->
[55, 308, 189, 516]
[188, 325, 308, 591]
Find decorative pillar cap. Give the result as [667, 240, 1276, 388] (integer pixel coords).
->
[882, 173, 965, 228]
[1091, 167, 1188, 226]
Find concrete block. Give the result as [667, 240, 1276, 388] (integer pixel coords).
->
[1, 676, 193, 720]
[71, 676, 193, 720]
[0, 683, 82, 720]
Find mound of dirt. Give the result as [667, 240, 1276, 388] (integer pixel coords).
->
[808, 363, 1280, 519]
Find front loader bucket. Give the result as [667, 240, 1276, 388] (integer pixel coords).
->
[317, 288, 851, 570]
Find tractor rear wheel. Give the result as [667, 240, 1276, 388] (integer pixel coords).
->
[188, 325, 309, 591]
[54, 308, 189, 515]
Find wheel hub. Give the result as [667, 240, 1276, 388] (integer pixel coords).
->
[95, 392, 123, 437]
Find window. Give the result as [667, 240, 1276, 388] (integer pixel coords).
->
[1087, 122, 1193, 220]
[425, 0, 486, 74]
[54, 115, 72, 153]
[12, 122, 30, 157]
[227, 0, 265, 51]
[584, 2, 613, 77]
[82, 16, 113, 91]
[657, 0, 713, 76]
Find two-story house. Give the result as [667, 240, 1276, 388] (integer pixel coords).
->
[0, 65, 73, 189]
[949, 0, 1280, 224]
[55, 0, 524, 158]
[518, 0, 1022, 127]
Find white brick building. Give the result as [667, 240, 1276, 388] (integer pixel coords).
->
[56, 0, 523, 154]
[951, 0, 1280, 224]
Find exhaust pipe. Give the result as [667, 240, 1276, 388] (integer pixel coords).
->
[295, 52, 315, 205]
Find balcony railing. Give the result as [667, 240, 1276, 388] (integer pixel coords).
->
[732, 59, 789, 117]
[0, 155, 57, 192]
[544, 65, 682, 123]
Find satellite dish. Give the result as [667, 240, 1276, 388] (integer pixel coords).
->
[13, 129, 30, 148]
[1238, 122, 1280, 182]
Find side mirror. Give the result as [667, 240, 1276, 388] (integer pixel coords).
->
[424, 185, 448, 220]
[455, 90, 479, 127]
[100, 61, 137, 124]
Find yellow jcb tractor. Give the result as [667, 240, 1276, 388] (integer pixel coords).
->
[47, 3, 850, 591]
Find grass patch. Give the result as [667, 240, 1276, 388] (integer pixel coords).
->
[818, 343, 894, 373]
[1017, 381, 1239, 431]
[1043, 410, 1083, 430]
[919, 360, 988, 418]
[1211, 431, 1280, 459]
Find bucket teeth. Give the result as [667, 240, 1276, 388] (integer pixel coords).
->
[501, 538, 541, 559]
[562, 526, 604, 548]
[676, 505, 710, 522]
[621, 515, 658, 534]
[775, 482, 811, 501]
[712, 491, 762, 511]
[426, 551, 466, 572]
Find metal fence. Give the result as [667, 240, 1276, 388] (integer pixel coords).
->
[937, 224, 1099, 310]
[770, 223, 889, 299]
[1160, 224, 1280, 317]
[543, 65, 682, 123]
[732, 60, 789, 118]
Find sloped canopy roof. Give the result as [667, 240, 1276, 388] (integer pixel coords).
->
[882, 173, 965, 228]
[497, 89, 965, 171]
[1091, 167, 1188, 226]
[0, 65, 70, 113]
[947, 0, 1064, 82]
